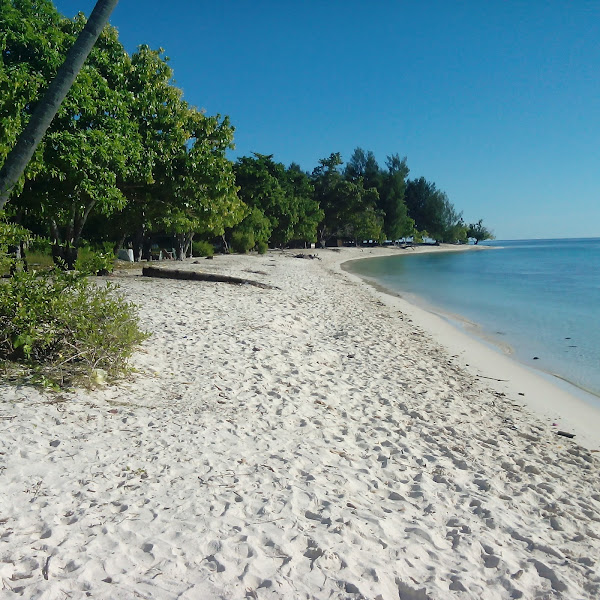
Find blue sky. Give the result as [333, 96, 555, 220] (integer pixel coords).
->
[53, 0, 600, 240]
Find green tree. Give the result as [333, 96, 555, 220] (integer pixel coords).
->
[82, 45, 243, 261]
[2, 9, 242, 265]
[1, 0, 63, 185]
[312, 152, 384, 246]
[405, 177, 463, 242]
[311, 152, 345, 246]
[344, 147, 381, 191]
[428, 192, 464, 242]
[106, 44, 190, 259]
[1, 2, 141, 267]
[233, 154, 321, 248]
[346, 187, 385, 243]
[404, 177, 435, 233]
[154, 109, 242, 259]
[449, 220, 468, 244]
[108, 46, 244, 260]
[30, 20, 140, 266]
[234, 154, 286, 245]
[467, 219, 494, 244]
[229, 206, 270, 252]
[283, 163, 322, 244]
[379, 154, 414, 240]
[0, 0, 119, 210]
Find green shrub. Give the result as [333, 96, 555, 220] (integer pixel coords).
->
[192, 240, 215, 257]
[25, 251, 55, 269]
[0, 269, 149, 387]
[99, 241, 116, 254]
[28, 237, 51, 254]
[75, 249, 115, 275]
[0, 218, 31, 275]
[24, 236, 53, 270]
[231, 231, 255, 254]
[256, 240, 268, 254]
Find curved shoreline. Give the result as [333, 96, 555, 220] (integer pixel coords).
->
[342, 250, 600, 405]
[342, 263, 517, 357]
[324, 245, 600, 449]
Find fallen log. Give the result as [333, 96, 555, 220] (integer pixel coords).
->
[293, 253, 321, 260]
[142, 266, 279, 289]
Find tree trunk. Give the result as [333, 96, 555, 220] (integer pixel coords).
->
[175, 234, 185, 260]
[185, 232, 194, 258]
[142, 238, 152, 261]
[142, 266, 279, 290]
[132, 229, 143, 261]
[73, 197, 96, 243]
[179, 232, 195, 259]
[133, 228, 151, 261]
[132, 242, 141, 262]
[48, 199, 94, 268]
[0, 0, 119, 210]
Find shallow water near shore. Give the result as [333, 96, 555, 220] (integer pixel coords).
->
[345, 238, 600, 401]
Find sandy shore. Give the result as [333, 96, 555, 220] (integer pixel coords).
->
[340, 245, 600, 450]
[1, 247, 599, 599]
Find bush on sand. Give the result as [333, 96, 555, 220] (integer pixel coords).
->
[0, 269, 149, 387]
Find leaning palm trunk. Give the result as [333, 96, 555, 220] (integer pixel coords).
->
[0, 0, 119, 211]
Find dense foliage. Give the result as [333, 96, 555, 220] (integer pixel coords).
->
[0, 268, 149, 386]
[1, 0, 493, 261]
[1, 0, 243, 265]
[231, 154, 323, 249]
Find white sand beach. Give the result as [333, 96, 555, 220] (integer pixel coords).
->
[1, 247, 599, 599]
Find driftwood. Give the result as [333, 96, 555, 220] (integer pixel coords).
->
[142, 266, 279, 289]
[293, 253, 321, 260]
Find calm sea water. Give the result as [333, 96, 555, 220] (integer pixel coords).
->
[345, 238, 600, 399]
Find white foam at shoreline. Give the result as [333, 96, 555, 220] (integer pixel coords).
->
[1, 248, 599, 599]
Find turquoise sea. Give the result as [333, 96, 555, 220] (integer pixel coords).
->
[345, 238, 600, 401]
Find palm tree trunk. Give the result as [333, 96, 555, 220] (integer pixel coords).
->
[0, 0, 119, 211]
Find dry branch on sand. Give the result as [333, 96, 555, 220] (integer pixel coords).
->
[141, 266, 279, 289]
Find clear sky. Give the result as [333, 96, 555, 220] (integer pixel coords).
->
[53, 0, 600, 240]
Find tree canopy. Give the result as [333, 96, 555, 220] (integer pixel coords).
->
[468, 219, 495, 244]
[0, 0, 119, 210]
[231, 153, 322, 250]
[1, 0, 243, 264]
[0, 1, 493, 260]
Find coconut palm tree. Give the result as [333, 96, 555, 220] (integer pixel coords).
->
[0, 0, 119, 210]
